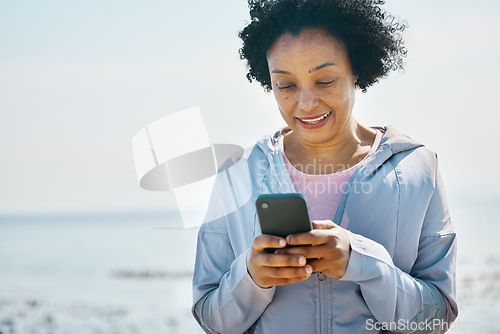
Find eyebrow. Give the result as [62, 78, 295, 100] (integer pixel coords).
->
[271, 62, 336, 75]
[271, 69, 293, 75]
[310, 62, 336, 73]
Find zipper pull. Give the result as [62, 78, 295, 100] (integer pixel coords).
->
[318, 272, 325, 281]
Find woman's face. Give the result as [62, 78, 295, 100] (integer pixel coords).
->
[267, 28, 357, 146]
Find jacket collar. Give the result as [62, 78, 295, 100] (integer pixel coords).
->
[256, 124, 424, 172]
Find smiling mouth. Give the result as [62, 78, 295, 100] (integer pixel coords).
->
[296, 112, 331, 124]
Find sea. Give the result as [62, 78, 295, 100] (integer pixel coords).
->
[0, 191, 499, 334]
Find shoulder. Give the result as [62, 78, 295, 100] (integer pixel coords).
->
[240, 128, 288, 171]
[367, 126, 440, 192]
[380, 125, 438, 169]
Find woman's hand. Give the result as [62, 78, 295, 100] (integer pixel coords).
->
[247, 234, 313, 289]
[277, 220, 351, 279]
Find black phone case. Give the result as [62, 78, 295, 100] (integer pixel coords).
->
[256, 193, 312, 241]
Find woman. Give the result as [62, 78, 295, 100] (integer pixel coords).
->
[192, 0, 457, 333]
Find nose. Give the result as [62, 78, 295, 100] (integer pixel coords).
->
[297, 87, 320, 112]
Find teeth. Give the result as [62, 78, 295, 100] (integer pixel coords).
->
[298, 112, 331, 124]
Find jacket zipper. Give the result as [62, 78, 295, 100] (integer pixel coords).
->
[318, 272, 328, 334]
[271, 134, 332, 333]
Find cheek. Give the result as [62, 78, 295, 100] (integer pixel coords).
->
[274, 92, 293, 111]
[320, 89, 340, 103]
[324, 83, 353, 104]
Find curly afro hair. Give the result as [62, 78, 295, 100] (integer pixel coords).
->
[238, 0, 407, 92]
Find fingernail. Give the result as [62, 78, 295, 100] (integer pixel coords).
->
[299, 257, 306, 265]
[279, 239, 286, 247]
[306, 266, 312, 274]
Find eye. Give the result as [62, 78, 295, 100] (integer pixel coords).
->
[317, 79, 336, 86]
[276, 83, 296, 90]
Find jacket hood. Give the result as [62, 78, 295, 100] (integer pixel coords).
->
[376, 125, 424, 155]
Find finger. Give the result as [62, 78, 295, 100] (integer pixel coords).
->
[276, 245, 326, 260]
[312, 220, 337, 230]
[262, 264, 313, 279]
[307, 258, 331, 273]
[287, 230, 332, 246]
[253, 252, 307, 268]
[253, 234, 286, 252]
[307, 258, 346, 278]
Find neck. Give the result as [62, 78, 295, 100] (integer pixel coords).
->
[284, 120, 376, 174]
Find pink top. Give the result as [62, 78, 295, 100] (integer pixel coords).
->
[283, 130, 383, 221]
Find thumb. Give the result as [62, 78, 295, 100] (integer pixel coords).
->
[312, 220, 338, 230]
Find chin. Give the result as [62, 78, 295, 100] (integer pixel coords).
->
[297, 130, 336, 145]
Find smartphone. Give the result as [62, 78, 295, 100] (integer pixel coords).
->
[256, 193, 312, 248]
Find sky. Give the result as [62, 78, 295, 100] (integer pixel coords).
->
[1, 0, 499, 215]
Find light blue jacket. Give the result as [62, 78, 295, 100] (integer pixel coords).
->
[192, 125, 458, 334]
